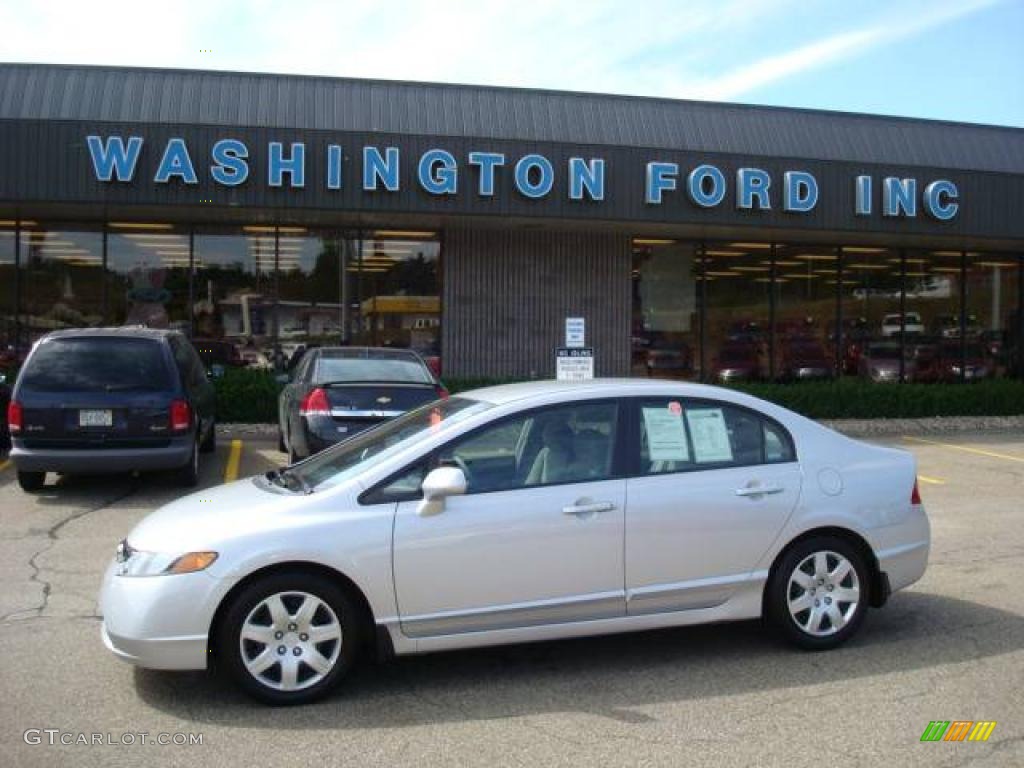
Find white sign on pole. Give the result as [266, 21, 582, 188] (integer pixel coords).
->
[556, 347, 594, 381]
[565, 317, 585, 348]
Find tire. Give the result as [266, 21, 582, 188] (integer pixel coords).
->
[176, 437, 200, 487]
[17, 471, 46, 492]
[200, 421, 217, 454]
[766, 535, 870, 650]
[216, 572, 361, 705]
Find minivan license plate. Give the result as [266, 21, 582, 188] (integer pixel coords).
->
[79, 409, 113, 427]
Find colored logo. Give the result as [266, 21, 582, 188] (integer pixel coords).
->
[920, 721, 997, 742]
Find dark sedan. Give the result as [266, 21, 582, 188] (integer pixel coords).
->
[278, 347, 447, 461]
[711, 342, 762, 382]
[778, 339, 832, 380]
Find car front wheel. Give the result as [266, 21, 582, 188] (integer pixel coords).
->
[767, 536, 870, 650]
[217, 572, 360, 705]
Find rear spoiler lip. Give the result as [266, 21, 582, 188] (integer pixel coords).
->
[318, 379, 438, 388]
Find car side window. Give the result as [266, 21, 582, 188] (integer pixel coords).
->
[637, 399, 794, 475]
[438, 401, 619, 494]
[361, 461, 431, 505]
[169, 337, 195, 387]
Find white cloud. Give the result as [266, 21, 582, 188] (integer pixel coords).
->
[0, 0, 1007, 105]
[680, 0, 1005, 100]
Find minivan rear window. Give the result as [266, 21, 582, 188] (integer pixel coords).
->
[21, 338, 173, 392]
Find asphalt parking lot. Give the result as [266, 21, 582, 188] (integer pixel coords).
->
[0, 430, 1022, 767]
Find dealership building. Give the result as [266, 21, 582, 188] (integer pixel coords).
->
[1, 63, 1022, 382]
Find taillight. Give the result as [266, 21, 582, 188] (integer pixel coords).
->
[299, 388, 331, 417]
[436, 385, 450, 400]
[7, 400, 22, 434]
[169, 399, 192, 432]
[911, 478, 922, 505]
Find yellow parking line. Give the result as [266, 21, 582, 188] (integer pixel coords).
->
[0, 459, 10, 473]
[917, 474, 946, 486]
[224, 439, 243, 483]
[903, 435, 1024, 464]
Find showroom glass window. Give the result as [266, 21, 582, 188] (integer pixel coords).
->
[966, 252, 1021, 380]
[703, 241, 771, 385]
[0, 221, 15, 363]
[106, 223, 190, 331]
[772, 244, 836, 381]
[192, 227, 274, 367]
[18, 224, 104, 347]
[837, 247, 900, 380]
[350, 231, 441, 364]
[897, 249, 963, 383]
[274, 227, 358, 357]
[631, 239, 700, 380]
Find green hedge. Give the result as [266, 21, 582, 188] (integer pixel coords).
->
[212, 368, 284, 424]
[211, 371, 1024, 423]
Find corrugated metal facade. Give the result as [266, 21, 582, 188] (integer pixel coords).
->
[443, 229, 631, 377]
[1, 63, 1023, 173]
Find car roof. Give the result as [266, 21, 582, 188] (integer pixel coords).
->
[463, 378, 766, 406]
[40, 326, 178, 341]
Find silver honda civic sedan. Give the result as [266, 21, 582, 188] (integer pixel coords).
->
[99, 380, 929, 704]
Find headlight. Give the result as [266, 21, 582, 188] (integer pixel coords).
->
[115, 539, 218, 577]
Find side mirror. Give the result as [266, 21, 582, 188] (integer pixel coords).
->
[416, 466, 467, 517]
[209, 364, 225, 379]
[274, 373, 290, 385]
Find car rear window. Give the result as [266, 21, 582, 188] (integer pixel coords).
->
[20, 337, 173, 392]
[314, 356, 432, 384]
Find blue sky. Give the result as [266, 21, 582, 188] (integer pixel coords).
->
[2, 0, 1022, 126]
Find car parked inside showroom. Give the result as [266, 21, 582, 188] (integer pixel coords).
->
[100, 379, 929, 705]
[277, 346, 447, 461]
[6, 328, 216, 491]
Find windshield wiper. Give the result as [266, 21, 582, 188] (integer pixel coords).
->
[267, 467, 312, 495]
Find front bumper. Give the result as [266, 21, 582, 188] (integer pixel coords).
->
[98, 560, 227, 670]
[11, 435, 193, 474]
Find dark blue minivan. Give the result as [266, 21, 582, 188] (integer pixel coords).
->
[6, 328, 216, 492]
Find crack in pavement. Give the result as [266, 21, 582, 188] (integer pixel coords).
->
[0, 481, 139, 624]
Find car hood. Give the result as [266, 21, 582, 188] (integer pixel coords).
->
[126, 477, 316, 554]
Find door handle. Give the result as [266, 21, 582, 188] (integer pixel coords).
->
[735, 484, 784, 497]
[562, 501, 616, 516]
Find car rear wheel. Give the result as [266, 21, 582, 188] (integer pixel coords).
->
[767, 536, 869, 650]
[217, 572, 361, 705]
[17, 471, 46, 492]
[200, 421, 216, 454]
[176, 436, 200, 487]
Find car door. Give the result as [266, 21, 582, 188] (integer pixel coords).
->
[182, 339, 216, 431]
[625, 397, 802, 615]
[391, 400, 626, 638]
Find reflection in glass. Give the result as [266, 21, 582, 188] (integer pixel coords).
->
[352, 232, 441, 373]
[0, 222, 15, 364]
[966, 253, 1020, 379]
[837, 247, 900, 379]
[773, 245, 835, 380]
[631, 240, 699, 379]
[19, 226, 104, 347]
[703, 242, 771, 383]
[193, 229, 275, 368]
[107, 226, 190, 331]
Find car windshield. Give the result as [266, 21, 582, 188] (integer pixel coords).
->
[20, 337, 173, 392]
[282, 396, 491, 492]
[314, 354, 432, 384]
